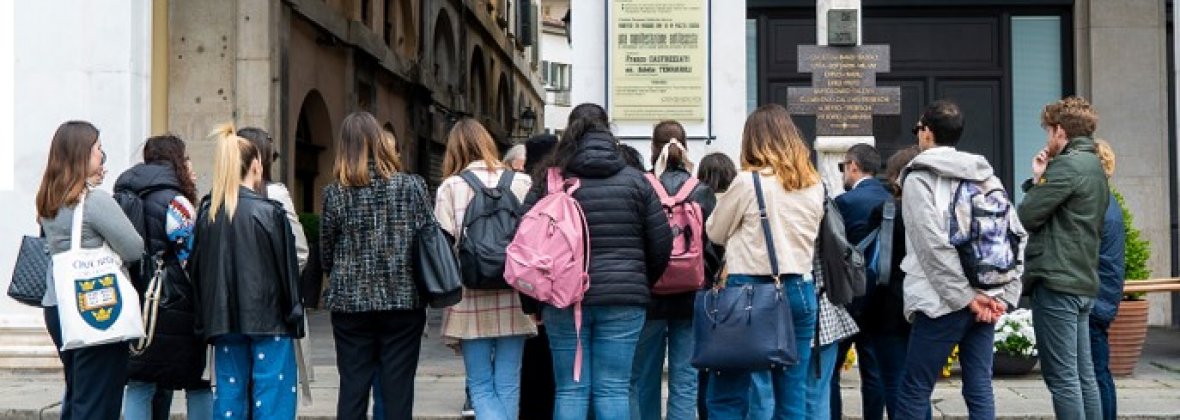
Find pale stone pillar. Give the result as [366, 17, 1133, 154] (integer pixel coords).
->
[814, 0, 870, 196]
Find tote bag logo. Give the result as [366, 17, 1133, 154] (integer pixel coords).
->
[74, 274, 122, 330]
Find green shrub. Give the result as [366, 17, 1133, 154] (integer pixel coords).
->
[1114, 189, 1151, 299]
[299, 213, 321, 244]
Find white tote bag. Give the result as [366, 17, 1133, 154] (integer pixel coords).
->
[53, 192, 145, 351]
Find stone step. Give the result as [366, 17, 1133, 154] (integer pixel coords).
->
[0, 327, 61, 371]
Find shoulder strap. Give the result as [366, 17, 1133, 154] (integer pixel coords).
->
[70, 190, 88, 251]
[750, 172, 780, 279]
[642, 173, 673, 204]
[876, 201, 896, 286]
[495, 170, 515, 191]
[670, 178, 700, 204]
[546, 167, 580, 195]
[459, 170, 488, 191]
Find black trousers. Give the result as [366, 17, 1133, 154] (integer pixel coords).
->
[332, 309, 426, 420]
[519, 325, 555, 420]
[44, 307, 129, 420]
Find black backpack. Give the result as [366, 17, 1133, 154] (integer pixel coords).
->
[113, 185, 176, 290]
[457, 170, 522, 290]
[817, 194, 867, 306]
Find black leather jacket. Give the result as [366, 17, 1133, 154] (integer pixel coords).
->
[190, 187, 304, 341]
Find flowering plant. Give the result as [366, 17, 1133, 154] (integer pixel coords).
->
[994, 309, 1037, 358]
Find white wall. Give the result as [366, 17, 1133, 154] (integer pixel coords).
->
[542, 30, 573, 132]
[0, 0, 152, 328]
[570, 0, 746, 167]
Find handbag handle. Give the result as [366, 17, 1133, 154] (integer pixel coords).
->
[130, 253, 166, 355]
[750, 172, 782, 288]
[69, 190, 88, 251]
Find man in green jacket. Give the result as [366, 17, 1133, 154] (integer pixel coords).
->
[1018, 96, 1109, 420]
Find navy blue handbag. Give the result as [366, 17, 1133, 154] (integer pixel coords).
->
[691, 173, 798, 371]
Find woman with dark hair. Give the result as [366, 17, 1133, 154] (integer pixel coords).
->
[37, 121, 144, 419]
[519, 132, 558, 420]
[115, 135, 210, 420]
[525, 103, 673, 419]
[190, 123, 304, 418]
[236, 127, 309, 272]
[704, 104, 824, 418]
[629, 120, 716, 420]
[692, 151, 738, 420]
[320, 111, 433, 419]
[696, 153, 738, 195]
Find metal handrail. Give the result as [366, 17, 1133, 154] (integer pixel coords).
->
[1124, 279, 1180, 293]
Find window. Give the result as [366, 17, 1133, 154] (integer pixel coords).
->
[361, 0, 371, 25]
[542, 61, 571, 91]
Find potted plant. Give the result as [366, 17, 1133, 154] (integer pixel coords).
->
[993, 309, 1038, 376]
[1108, 190, 1152, 376]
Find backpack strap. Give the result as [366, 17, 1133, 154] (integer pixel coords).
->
[670, 178, 700, 205]
[459, 170, 488, 191]
[547, 167, 580, 195]
[495, 170, 515, 191]
[876, 201, 896, 286]
[750, 172, 781, 281]
[642, 173, 674, 206]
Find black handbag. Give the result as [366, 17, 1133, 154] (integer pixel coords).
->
[8, 235, 49, 307]
[691, 172, 798, 371]
[410, 180, 463, 308]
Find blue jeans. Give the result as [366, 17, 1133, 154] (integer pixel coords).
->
[746, 372, 773, 420]
[833, 334, 885, 420]
[630, 318, 697, 420]
[212, 334, 298, 419]
[543, 304, 646, 420]
[123, 380, 212, 420]
[1032, 285, 1101, 420]
[866, 333, 915, 419]
[1089, 319, 1116, 420]
[463, 336, 527, 420]
[705, 275, 817, 419]
[896, 308, 995, 420]
[806, 343, 839, 420]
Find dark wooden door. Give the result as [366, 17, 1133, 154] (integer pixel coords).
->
[755, 10, 1009, 185]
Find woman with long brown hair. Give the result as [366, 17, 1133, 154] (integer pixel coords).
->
[704, 104, 825, 418]
[37, 121, 144, 419]
[114, 134, 211, 420]
[436, 118, 536, 420]
[190, 124, 303, 419]
[320, 111, 434, 420]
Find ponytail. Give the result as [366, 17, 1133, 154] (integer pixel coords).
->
[652, 120, 691, 177]
[208, 123, 257, 222]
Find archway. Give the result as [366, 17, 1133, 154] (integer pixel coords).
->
[497, 74, 512, 139]
[432, 10, 457, 95]
[293, 90, 333, 213]
[469, 47, 487, 118]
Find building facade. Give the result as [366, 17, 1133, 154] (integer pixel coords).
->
[541, 0, 573, 133]
[0, 0, 544, 368]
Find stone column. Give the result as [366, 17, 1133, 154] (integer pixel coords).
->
[815, 0, 869, 195]
[1076, 0, 1171, 325]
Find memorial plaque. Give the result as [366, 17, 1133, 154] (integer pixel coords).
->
[827, 9, 857, 46]
[787, 45, 901, 136]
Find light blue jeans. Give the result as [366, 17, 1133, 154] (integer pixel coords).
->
[462, 336, 528, 420]
[629, 318, 697, 420]
[123, 380, 212, 420]
[747, 371, 773, 420]
[806, 343, 840, 420]
[544, 304, 646, 420]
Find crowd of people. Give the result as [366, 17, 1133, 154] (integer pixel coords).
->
[29, 94, 1123, 420]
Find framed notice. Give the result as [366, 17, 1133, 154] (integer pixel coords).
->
[609, 0, 707, 121]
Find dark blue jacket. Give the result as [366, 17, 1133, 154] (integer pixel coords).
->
[835, 178, 893, 245]
[1092, 192, 1126, 324]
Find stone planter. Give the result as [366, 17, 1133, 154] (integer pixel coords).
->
[1109, 298, 1150, 376]
[993, 352, 1037, 376]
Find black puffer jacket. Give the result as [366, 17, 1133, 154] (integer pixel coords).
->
[190, 187, 304, 341]
[114, 163, 207, 389]
[525, 131, 674, 307]
[647, 167, 717, 320]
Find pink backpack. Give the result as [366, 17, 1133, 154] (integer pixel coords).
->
[504, 167, 590, 380]
[644, 174, 706, 294]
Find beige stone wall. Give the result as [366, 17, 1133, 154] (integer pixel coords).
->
[286, 15, 350, 214]
[1076, 0, 1172, 325]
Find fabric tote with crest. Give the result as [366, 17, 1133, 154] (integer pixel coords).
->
[53, 192, 145, 351]
[691, 172, 797, 370]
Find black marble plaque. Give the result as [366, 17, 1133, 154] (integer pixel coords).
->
[787, 45, 901, 136]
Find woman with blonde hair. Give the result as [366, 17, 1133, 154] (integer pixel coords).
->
[1090, 139, 1123, 420]
[320, 111, 434, 420]
[189, 123, 304, 419]
[37, 121, 144, 419]
[704, 103, 824, 418]
[436, 118, 536, 420]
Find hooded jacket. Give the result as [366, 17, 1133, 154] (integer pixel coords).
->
[523, 131, 674, 307]
[1018, 137, 1109, 297]
[115, 163, 207, 389]
[190, 187, 304, 341]
[899, 147, 1024, 320]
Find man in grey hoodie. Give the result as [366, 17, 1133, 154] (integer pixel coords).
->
[893, 100, 1025, 420]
